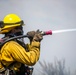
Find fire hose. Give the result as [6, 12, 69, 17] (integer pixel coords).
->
[0, 30, 52, 46]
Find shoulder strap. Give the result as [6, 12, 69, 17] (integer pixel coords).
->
[16, 40, 29, 52]
[0, 37, 9, 49]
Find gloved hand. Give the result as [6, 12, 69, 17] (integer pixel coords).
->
[27, 31, 35, 41]
[33, 30, 43, 42]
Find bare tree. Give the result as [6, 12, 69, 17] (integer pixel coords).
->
[37, 59, 71, 75]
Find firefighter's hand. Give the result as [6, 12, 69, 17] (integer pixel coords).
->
[33, 30, 43, 42]
[27, 31, 35, 41]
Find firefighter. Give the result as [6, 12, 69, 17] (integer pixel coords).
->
[0, 14, 43, 75]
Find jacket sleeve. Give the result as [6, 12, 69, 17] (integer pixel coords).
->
[3, 41, 40, 66]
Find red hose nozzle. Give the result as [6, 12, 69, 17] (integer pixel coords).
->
[42, 30, 52, 35]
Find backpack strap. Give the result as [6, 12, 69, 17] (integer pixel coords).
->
[0, 37, 9, 49]
[0, 61, 16, 74]
[16, 39, 29, 52]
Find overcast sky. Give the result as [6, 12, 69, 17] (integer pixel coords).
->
[0, 0, 76, 73]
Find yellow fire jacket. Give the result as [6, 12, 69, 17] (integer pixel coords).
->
[0, 40, 40, 71]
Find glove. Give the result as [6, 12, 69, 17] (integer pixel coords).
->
[33, 30, 43, 42]
[27, 31, 35, 41]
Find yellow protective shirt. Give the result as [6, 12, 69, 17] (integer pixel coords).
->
[0, 40, 40, 71]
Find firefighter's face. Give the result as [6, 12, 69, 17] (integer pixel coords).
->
[12, 26, 24, 36]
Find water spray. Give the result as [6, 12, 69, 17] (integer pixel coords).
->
[52, 28, 76, 34]
[41, 28, 76, 35]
